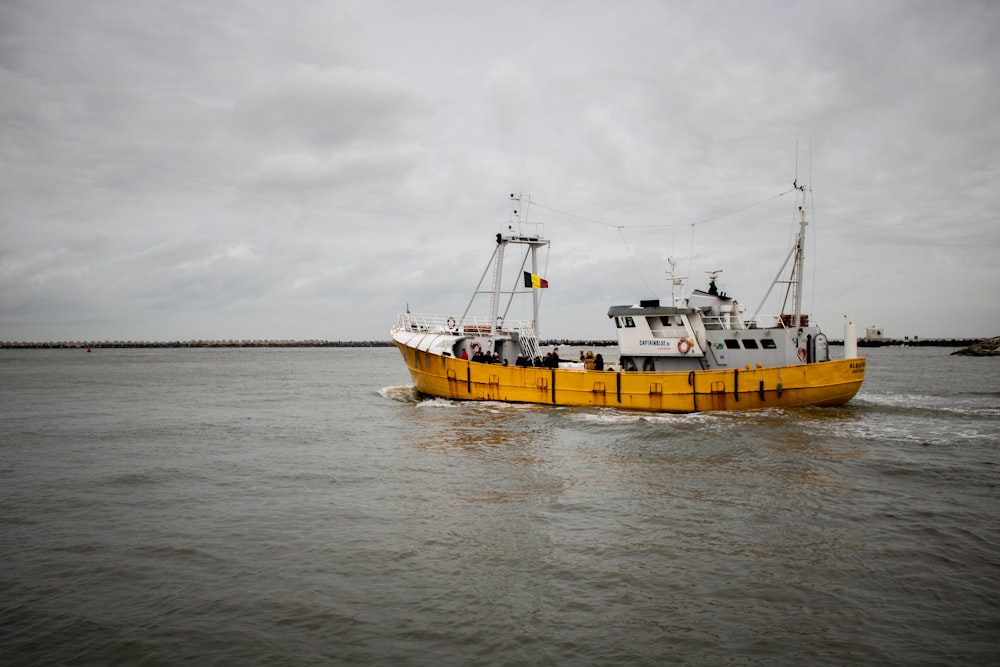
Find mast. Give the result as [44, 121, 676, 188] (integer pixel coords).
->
[790, 179, 809, 328]
[491, 235, 505, 334]
[458, 194, 548, 343]
[747, 178, 811, 327]
[495, 194, 548, 337]
[666, 256, 687, 307]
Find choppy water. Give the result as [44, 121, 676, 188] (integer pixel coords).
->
[2, 346, 999, 665]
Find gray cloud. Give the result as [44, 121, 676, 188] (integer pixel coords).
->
[2, 0, 998, 342]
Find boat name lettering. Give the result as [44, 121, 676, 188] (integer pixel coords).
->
[639, 339, 670, 347]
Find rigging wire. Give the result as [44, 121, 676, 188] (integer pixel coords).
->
[618, 226, 657, 296]
[688, 223, 696, 285]
[530, 188, 796, 230]
[809, 186, 817, 319]
[531, 187, 796, 294]
[808, 143, 816, 319]
[538, 243, 551, 313]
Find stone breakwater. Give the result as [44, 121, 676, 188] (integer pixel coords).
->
[4, 337, 993, 351]
[1, 339, 620, 350]
[1, 340, 395, 349]
[829, 338, 983, 347]
[951, 336, 1000, 356]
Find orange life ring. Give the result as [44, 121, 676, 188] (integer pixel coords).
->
[797, 346, 807, 362]
[471, 342, 482, 356]
[678, 338, 692, 354]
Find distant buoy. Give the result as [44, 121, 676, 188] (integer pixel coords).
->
[86, 347, 92, 353]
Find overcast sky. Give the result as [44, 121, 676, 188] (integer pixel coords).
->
[2, 0, 998, 342]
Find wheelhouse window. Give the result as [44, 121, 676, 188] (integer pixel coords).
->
[760, 339, 777, 349]
[724, 339, 740, 349]
[742, 339, 759, 349]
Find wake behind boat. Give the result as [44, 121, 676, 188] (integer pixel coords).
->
[392, 188, 865, 412]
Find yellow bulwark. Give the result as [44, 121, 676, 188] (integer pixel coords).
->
[395, 343, 865, 413]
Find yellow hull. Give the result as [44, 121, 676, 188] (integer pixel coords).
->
[395, 343, 866, 413]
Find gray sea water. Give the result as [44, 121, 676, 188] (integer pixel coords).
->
[2, 345, 999, 665]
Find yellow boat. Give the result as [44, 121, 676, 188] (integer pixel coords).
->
[392, 188, 865, 413]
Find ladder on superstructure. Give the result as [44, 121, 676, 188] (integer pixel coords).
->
[515, 321, 542, 363]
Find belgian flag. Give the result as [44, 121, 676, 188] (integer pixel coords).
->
[523, 271, 549, 288]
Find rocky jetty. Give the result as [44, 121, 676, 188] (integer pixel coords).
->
[1, 339, 394, 349]
[951, 337, 1000, 356]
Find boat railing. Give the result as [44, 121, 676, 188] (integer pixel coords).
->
[701, 314, 751, 331]
[394, 313, 534, 337]
[701, 314, 806, 330]
[740, 316, 768, 329]
[505, 221, 545, 242]
[741, 315, 809, 330]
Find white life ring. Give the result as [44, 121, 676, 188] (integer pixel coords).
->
[678, 338, 692, 354]
[471, 342, 482, 356]
[447, 317, 456, 330]
[797, 346, 807, 362]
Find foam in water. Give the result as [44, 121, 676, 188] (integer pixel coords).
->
[378, 385, 423, 404]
